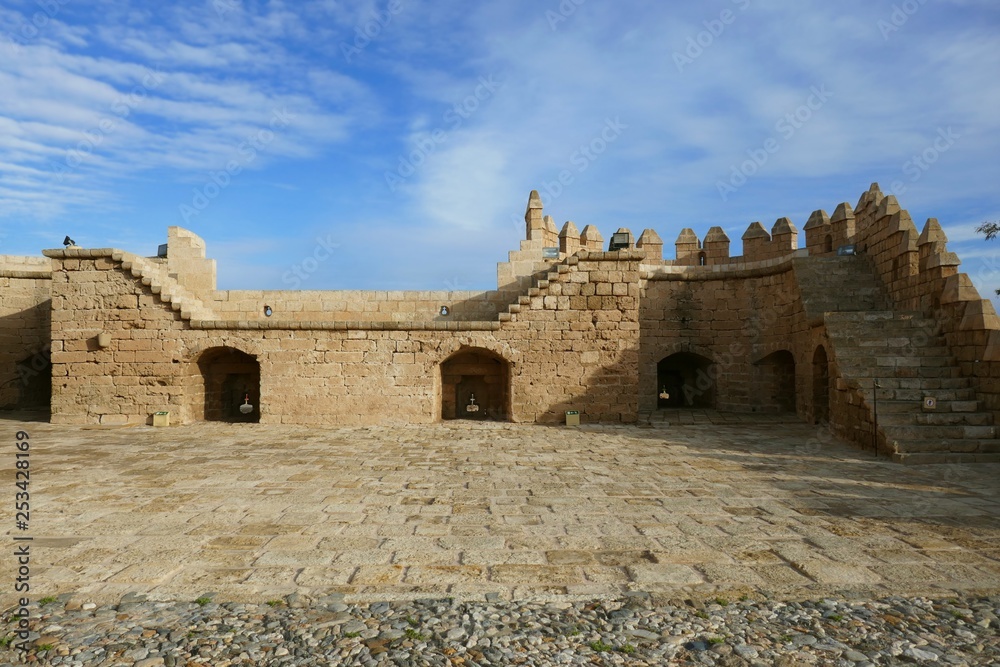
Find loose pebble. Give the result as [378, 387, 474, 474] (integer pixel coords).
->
[1, 593, 997, 665]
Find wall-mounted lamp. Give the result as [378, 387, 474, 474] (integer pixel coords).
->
[608, 232, 631, 251]
[440, 306, 449, 316]
[264, 305, 273, 317]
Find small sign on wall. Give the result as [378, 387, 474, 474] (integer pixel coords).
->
[922, 396, 937, 411]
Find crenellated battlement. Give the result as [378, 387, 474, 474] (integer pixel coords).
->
[506, 186, 999, 373]
[511, 190, 813, 268]
[498, 189, 660, 291]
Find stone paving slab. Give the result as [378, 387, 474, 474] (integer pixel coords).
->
[2, 411, 999, 606]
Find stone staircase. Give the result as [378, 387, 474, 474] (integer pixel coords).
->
[793, 255, 888, 314]
[111, 250, 216, 322]
[499, 255, 577, 323]
[795, 256, 999, 464]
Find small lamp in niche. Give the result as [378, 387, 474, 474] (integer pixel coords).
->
[440, 306, 449, 316]
[264, 305, 273, 317]
[608, 232, 631, 251]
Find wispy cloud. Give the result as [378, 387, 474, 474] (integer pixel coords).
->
[0, 0, 997, 294]
[0, 3, 373, 221]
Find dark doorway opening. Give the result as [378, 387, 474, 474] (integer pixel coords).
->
[441, 349, 510, 421]
[656, 352, 715, 408]
[756, 350, 796, 413]
[3, 350, 52, 411]
[812, 345, 830, 424]
[198, 347, 260, 422]
[18, 352, 51, 409]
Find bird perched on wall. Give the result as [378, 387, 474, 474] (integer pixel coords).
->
[63, 236, 76, 247]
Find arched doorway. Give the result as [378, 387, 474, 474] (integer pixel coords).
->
[656, 352, 715, 408]
[197, 347, 260, 422]
[812, 345, 830, 424]
[756, 350, 796, 413]
[440, 348, 510, 421]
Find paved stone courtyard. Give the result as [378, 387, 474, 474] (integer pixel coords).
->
[3, 412, 1000, 607]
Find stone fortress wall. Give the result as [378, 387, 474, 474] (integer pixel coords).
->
[0, 255, 52, 409]
[3, 184, 999, 463]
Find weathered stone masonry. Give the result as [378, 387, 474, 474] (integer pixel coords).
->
[4, 184, 1000, 463]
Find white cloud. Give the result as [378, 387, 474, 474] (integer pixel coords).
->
[371, 1, 999, 260]
[1, 1, 998, 291]
[0, 5, 373, 222]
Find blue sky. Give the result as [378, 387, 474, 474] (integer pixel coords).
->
[1, 0, 998, 297]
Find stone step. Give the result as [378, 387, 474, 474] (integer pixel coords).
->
[846, 377, 971, 391]
[914, 411, 992, 426]
[828, 340, 950, 355]
[827, 330, 943, 345]
[844, 366, 964, 381]
[873, 401, 924, 414]
[891, 438, 1000, 455]
[837, 362, 962, 384]
[867, 387, 976, 402]
[884, 424, 996, 441]
[835, 346, 957, 368]
[824, 311, 937, 327]
[894, 450, 1000, 465]
[828, 325, 938, 335]
[873, 398, 980, 413]
[878, 411, 992, 427]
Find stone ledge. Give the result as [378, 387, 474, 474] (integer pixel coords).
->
[0, 255, 52, 278]
[0, 269, 52, 279]
[191, 319, 503, 332]
[42, 248, 121, 259]
[643, 254, 800, 281]
[576, 249, 646, 261]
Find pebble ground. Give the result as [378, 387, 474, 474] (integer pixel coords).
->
[2, 591, 997, 666]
